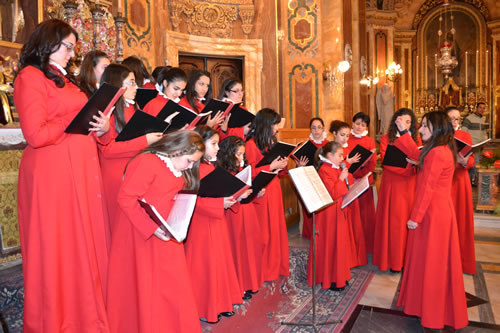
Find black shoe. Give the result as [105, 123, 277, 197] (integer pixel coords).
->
[242, 291, 252, 300]
[329, 283, 345, 291]
[246, 289, 259, 295]
[220, 311, 235, 317]
[390, 269, 401, 273]
[201, 314, 221, 324]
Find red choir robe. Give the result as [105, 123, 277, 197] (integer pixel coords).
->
[373, 134, 421, 271]
[346, 133, 377, 253]
[342, 145, 368, 267]
[184, 162, 243, 322]
[301, 137, 329, 240]
[98, 103, 149, 233]
[142, 80, 155, 89]
[143, 93, 169, 116]
[218, 98, 248, 140]
[452, 130, 476, 274]
[307, 162, 352, 288]
[107, 153, 201, 333]
[245, 138, 290, 280]
[224, 170, 265, 293]
[178, 95, 205, 113]
[397, 145, 468, 330]
[14, 65, 110, 332]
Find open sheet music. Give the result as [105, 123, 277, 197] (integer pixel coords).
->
[288, 166, 334, 214]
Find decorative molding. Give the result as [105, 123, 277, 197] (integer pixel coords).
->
[393, 30, 416, 44]
[164, 31, 262, 113]
[168, 0, 255, 38]
[288, 63, 319, 127]
[488, 19, 500, 36]
[287, 0, 318, 53]
[366, 9, 398, 26]
[413, 0, 489, 29]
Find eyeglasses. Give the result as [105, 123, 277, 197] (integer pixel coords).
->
[60, 41, 75, 51]
[229, 89, 244, 94]
[123, 81, 137, 87]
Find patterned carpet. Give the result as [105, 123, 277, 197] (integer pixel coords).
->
[0, 248, 374, 333]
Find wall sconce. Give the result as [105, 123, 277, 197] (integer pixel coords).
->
[323, 60, 351, 89]
[385, 62, 403, 81]
[360, 75, 379, 88]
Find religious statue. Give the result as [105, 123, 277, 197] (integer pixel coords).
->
[376, 84, 394, 135]
[0, 56, 14, 125]
[439, 77, 462, 108]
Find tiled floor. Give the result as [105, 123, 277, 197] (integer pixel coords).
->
[288, 216, 500, 331]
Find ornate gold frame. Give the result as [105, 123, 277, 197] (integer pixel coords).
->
[0, 0, 44, 49]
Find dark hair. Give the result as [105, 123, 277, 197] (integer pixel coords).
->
[246, 108, 281, 152]
[151, 65, 169, 84]
[217, 136, 248, 173]
[314, 141, 342, 169]
[100, 64, 133, 133]
[309, 117, 324, 128]
[156, 67, 187, 92]
[126, 130, 205, 191]
[476, 102, 486, 108]
[387, 108, 419, 143]
[329, 120, 350, 134]
[18, 19, 78, 88]
[445, 106, 460, 114]
[418, 111, 457, 168]
[352, 112, 370, 126]
[218, 78, 243, 100]
[78, 50, 109, 97]
[194, 126, 219, 163]
[185, 70, 212, 112]
[122, 56, 151, 87]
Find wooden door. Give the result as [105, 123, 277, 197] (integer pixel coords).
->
[178, 54, 243, 101]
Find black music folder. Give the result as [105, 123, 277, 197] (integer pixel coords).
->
[227, 105, 255, 128]
[156, 100, 211, 131]
[255, 141, 297, 168]
[292, 140, 318, 166]
[240, 171, 278, 204]
[115, 110, 170, 142]
[65, 83, 125, 135]
[201, 98, 232, 114]
[455, 137, 491, 157]
[382, 144, 408, 168]
[348, 144, 374, 174]
[198, 167, 250, 198]
[136, 88, 158, 110]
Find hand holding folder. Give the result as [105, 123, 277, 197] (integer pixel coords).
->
[255, 141, 297, 168]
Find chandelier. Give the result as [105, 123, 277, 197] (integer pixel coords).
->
[436, 1, 458, 78]
[385, 62, 402, 82]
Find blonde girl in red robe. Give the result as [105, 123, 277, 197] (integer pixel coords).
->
[397, 111, 468, 330]
[184, 126, 244, 323]
[307, 141, 352, 290]
[106, 130, 205, 333]
[15, 19, 112, 332]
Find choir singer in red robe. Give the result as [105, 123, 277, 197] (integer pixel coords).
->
[397, 111, 468, 330]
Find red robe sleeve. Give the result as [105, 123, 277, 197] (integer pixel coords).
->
[410, 147, 449, 224]
[394, 132, 421, 162]
[14, 67, 72, 148]
[117, 155, 179, 240]
[319, 165, 349, 201]
[246, 138, 273, 174]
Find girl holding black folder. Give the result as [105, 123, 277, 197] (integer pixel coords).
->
[179, 70, 225, 128]
[218, 78, 252, 140]
[308, 141, 352, 291]
[245, 108, 290, 281]
[184, 126, 245, 323]
[98, 64, 163, 232]
[107, 130, 204, 333]
[217, 136, 266, 299]
[347, 112, 377, 254]
[397, 111, 468, 330]
[373, 108, 421, 272]
[143, 67, 187, 116]
[330, 120, 367, 267]
[14, 19, 111, 331]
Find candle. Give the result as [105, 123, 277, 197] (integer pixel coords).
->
[486, 50, 489, 87]
[476, 50, 479, 88]
[416, 55, 419, 90]
[465, 51, 468, 87]
[117, 0, 122, 12]
[434, 54, 438, 90]
[425, 56, 428, 90]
